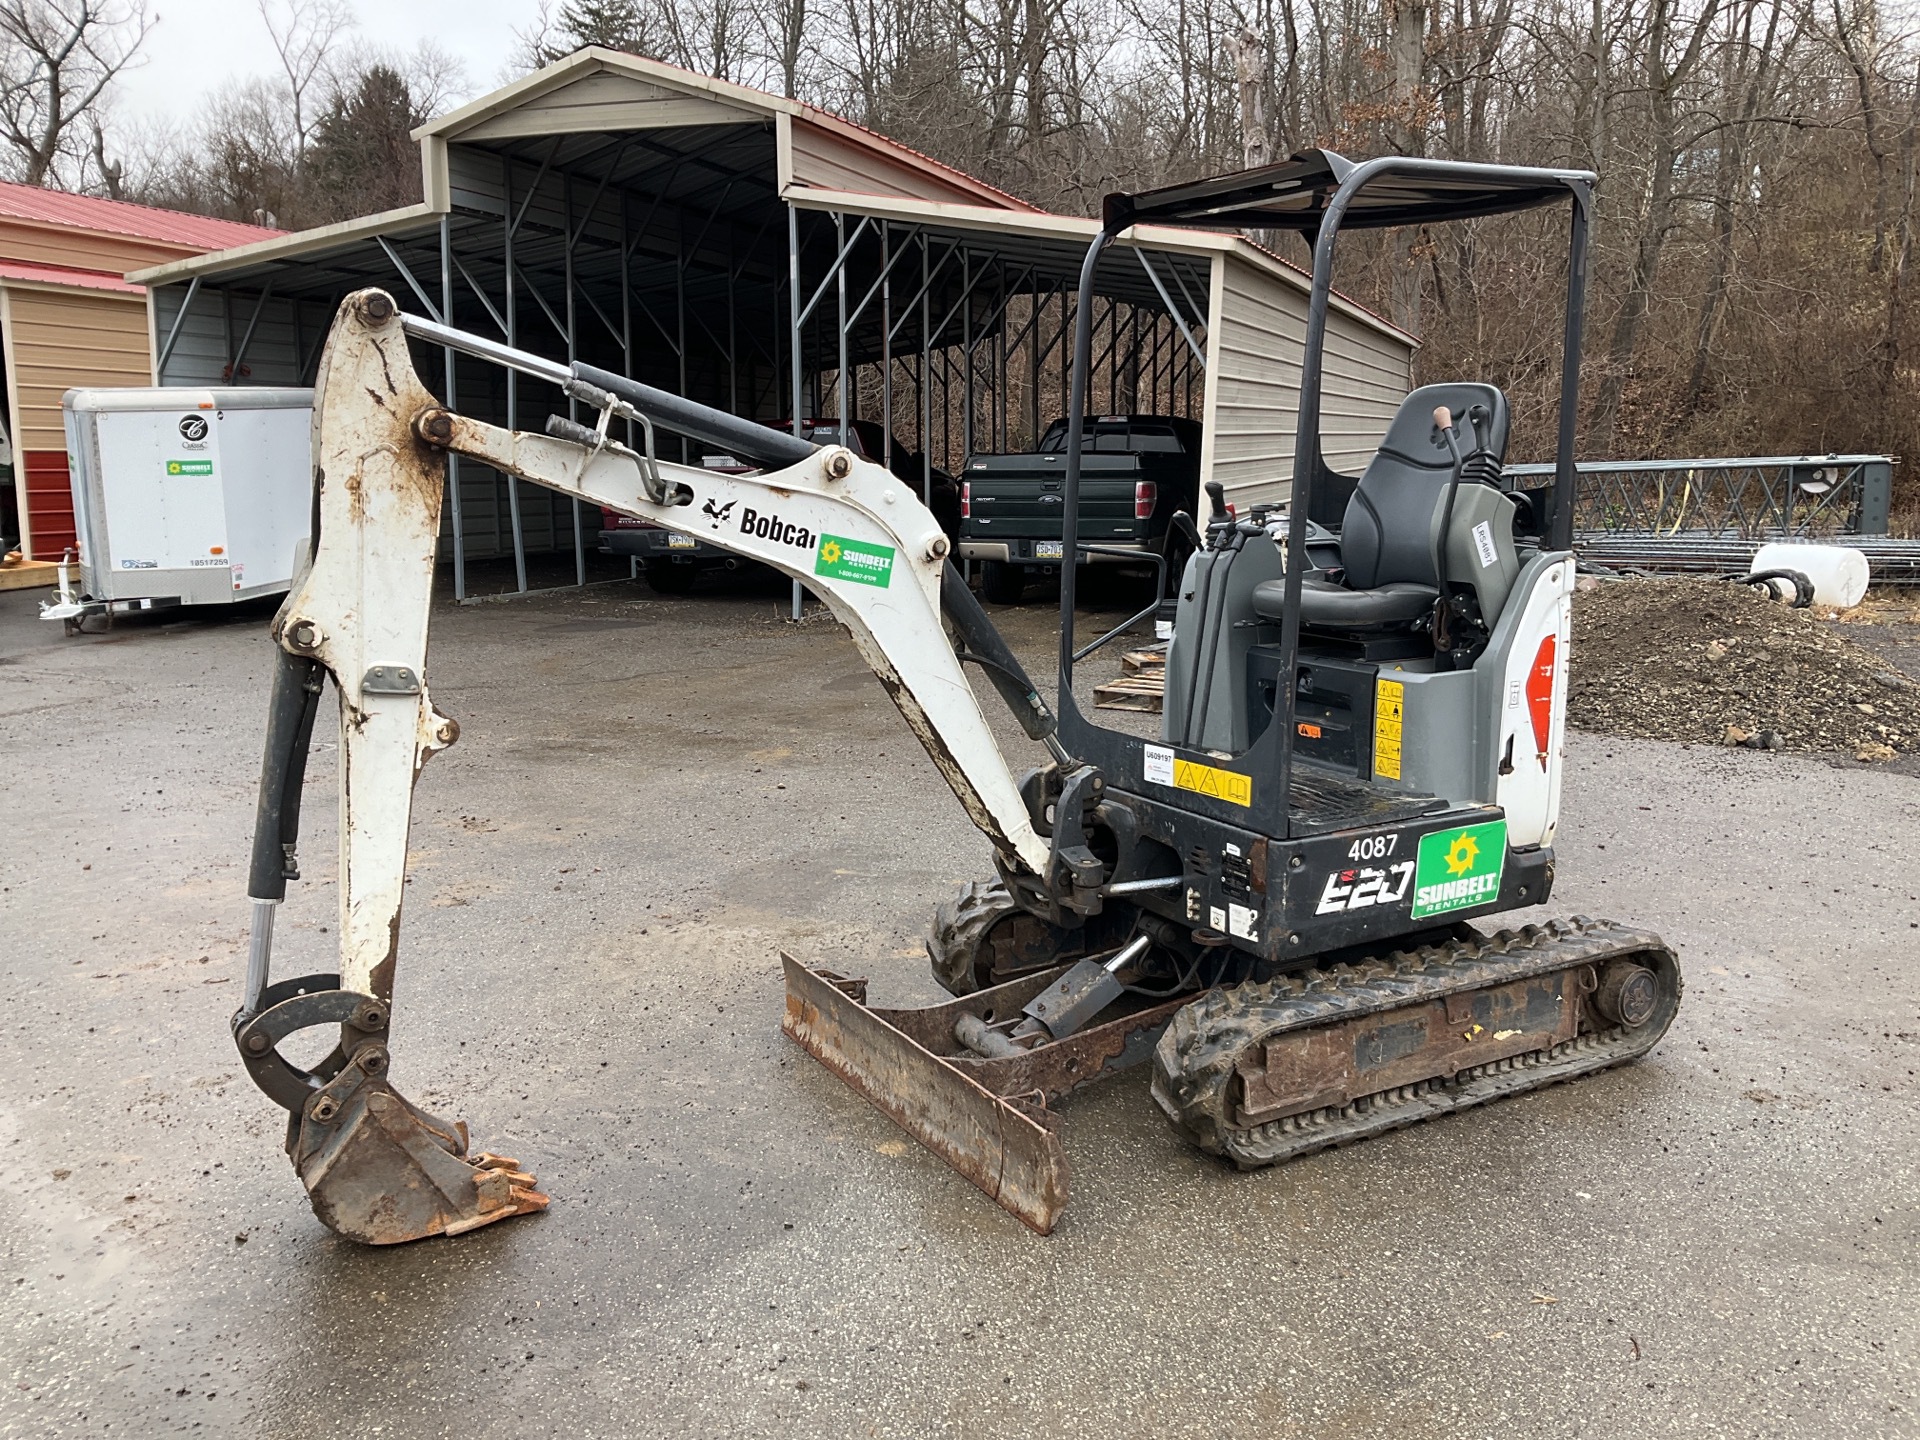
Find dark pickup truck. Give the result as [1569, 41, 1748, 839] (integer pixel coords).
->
[955, 414, 1203, 603]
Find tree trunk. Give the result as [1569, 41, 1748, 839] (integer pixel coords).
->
[1233, 27, 1270, 170]
[1388, 0, 1428, 332]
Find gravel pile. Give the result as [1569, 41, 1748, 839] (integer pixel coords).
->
[1569, 577, 1920, 758]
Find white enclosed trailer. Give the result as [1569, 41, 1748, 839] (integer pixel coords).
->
[43, 387, 312, 629]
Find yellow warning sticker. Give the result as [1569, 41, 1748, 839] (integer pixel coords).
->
[1374, 677, 1405, 780]
[1172, 757, 1253, 807]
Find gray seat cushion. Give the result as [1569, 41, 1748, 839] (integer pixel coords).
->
[1254, 573, 1437, 628]
[1340, 382, 1510, 591]
[1260, 382, 1509, 634]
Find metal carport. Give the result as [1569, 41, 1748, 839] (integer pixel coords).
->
[127, 49, 1414, 601]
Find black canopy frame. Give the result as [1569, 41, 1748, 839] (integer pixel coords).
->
[1053, 150, 1595, 839]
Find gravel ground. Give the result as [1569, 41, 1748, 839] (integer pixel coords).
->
[1571, 577, 1920, 758]
[3, 575, 1919, 1440]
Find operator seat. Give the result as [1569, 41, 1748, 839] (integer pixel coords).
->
[1252, 382, 1511, 629]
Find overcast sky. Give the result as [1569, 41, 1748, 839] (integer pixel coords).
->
[113, 0, 532, 131]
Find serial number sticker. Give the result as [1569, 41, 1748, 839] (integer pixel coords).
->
[1143, 743, 1175, 786]
[1374, 678, 1404, 780]
[1034, 540, 1066, 559]
[666, 533, 697, 549]
[1473, 519, 1498, 569]
[1410, 819, 1508, 919]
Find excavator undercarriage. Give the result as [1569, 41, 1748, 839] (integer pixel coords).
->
[234, 148, 1682, 1244]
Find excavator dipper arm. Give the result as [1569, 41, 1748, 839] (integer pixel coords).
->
[237, 289, 1052, 1242]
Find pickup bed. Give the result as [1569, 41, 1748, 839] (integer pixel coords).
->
[956, 414, 1202, 603]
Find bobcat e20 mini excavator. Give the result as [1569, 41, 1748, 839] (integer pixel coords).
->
[234, 149, 1681, 1244]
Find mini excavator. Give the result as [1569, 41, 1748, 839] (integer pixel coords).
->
[233, 150, 1681, 1242]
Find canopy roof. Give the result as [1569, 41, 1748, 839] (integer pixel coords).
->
[1104, 150, 1593, 234]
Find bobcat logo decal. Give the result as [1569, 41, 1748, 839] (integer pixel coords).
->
[702, 498, 737, 524]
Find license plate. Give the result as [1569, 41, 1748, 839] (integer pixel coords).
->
[1034, 541, 1065, 560]
[666, 534, 697, 550]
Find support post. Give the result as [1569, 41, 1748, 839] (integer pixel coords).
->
[788, 202, 806, 621]
[503, 155, 529, 594]
[921, 231, 933, 508]
[836, 211, 849, 437]
[881, 221, 892, 475]
[566, 171, 586, 587]
[441, 214, 467, 601]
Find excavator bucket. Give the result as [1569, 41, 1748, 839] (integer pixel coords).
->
[289, 1074, 550, 1245]
[780, 953, 1186, 1234]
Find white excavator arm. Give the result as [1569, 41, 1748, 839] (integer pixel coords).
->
[235, 289, 1054, 1243]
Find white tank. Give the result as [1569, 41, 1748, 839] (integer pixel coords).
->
[1750, 541, 1870, 608]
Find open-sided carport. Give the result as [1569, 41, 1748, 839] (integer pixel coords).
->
[128, 49, 1414, 601]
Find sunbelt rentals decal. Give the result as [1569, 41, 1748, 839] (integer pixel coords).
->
[815, 533, 895, 587]
[1410, 819, 1507, 919]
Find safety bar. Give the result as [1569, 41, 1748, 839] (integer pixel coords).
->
[1070, 543, 1169, 664]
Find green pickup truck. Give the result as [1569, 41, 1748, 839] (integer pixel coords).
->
[956, 414, 1203, 603]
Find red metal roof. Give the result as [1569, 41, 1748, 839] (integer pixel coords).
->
[0, 258, 143, 294]
[0, 180, 283, 252]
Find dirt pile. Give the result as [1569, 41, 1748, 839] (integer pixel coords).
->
[1569, 577, 1920, 757]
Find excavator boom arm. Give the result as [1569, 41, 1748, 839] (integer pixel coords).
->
[236, 289, 1049, 1243]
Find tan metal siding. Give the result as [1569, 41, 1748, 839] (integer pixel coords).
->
[0, 217, 184, 277]
[1321, 307, 1414, 474]
[7, 287, 148, 451]
[4, 286, 150, 556]
[455, 70, 753, 140]
[786, 118, 998, 205]
[1205, 258, 1412, 506]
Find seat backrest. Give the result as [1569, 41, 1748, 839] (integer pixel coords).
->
[1340, 383, 1510, 590]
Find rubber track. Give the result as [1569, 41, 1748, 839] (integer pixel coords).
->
[926, 879, 1021, 996]
[1150, 916, 1682, 1169]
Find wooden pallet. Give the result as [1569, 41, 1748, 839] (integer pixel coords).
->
[1097, 643, 1168, 712]
[0, 559, 60, 592]
[1093, 675, 1165, 712]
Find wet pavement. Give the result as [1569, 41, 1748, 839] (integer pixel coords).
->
[2, 574, 1917, 1439]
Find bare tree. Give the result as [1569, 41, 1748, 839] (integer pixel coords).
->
[1586, 0, 1723, 450]
[63, 0, 1920, 502]
[0, 0, 150, 186]
[257, 0, 353, 168]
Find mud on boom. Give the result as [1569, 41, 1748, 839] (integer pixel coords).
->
[235, 149, 1680, 1244]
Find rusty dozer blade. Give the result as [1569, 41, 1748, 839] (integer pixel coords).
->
[290, 1064, 550, 1245]
[780, 952, 1186, 1234]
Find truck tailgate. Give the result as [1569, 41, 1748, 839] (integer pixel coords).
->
[962, 455, 1144, 543]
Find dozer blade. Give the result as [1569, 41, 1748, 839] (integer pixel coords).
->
[291, 1075, 549, 1245]
[780, 953, 1187, 1234]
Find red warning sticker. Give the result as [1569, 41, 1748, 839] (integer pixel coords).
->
[1525, 634, 1557, 769]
